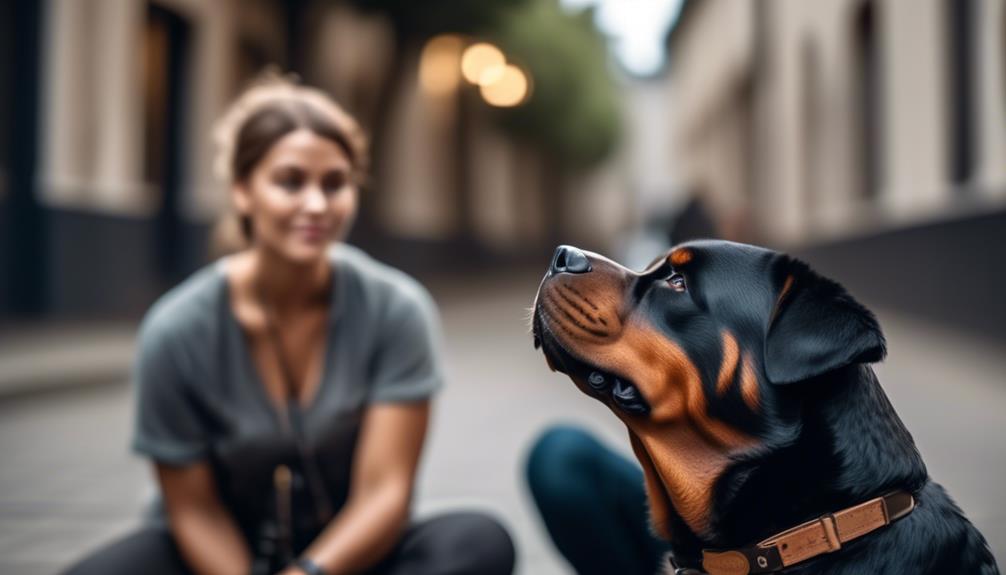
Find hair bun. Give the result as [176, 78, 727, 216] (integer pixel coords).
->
[211, 68, 368, 185]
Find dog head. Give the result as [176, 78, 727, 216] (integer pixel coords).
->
[531, 240, 886, 541]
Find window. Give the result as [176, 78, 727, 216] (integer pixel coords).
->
[142, 3, 191, 282]
[801, 38, 821, 216]
[946, 0, 977, 186]
[853, 0, 882, 200]
[0, 0, 13, 201]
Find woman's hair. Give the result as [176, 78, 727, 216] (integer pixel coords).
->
[212, 71, 368, 244]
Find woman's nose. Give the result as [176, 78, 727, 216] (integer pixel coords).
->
[302, 185, 327, 212]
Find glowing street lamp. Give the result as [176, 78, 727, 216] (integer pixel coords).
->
[422, 37, 530, 107]
[479, 64, 530, 107]
[419, 35, 464, 96]
[461, 42, 506, 86]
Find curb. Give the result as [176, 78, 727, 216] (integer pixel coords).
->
[0, 324, 136, 400]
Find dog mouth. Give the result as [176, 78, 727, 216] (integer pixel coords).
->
[533, 307, 650, 416]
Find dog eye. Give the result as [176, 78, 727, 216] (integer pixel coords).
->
[668, 273, 686, 292]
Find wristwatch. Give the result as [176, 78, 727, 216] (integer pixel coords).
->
[294, 557, 328, 575]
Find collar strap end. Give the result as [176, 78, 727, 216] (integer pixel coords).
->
[702, 490, 915, 575]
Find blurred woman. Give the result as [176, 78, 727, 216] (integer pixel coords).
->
[65, 75, 514, 575]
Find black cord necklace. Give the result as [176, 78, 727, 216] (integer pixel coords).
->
[253, 276, 335, 561]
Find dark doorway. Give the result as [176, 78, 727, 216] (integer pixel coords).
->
[853, 1, 882, 201]
[946, 0, 977, 188]
[144, 4, 191, 286]
[0, 0, 13, 317]
[1, 0, 46, 318]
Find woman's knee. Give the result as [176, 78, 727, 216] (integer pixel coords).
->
[421, 511, 515, 575]
[61, 527, 189, 575]
[525, 424, 604, 500]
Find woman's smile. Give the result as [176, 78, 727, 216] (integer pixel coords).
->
[292, 223, 330, 243]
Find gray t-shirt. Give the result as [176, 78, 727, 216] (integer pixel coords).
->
[130, 244, 444, 541]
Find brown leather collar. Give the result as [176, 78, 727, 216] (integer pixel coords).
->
[699, 491, 915, 575]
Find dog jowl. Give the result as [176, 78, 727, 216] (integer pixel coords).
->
[531, 240, 998, 574]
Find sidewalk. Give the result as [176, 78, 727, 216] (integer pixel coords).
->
[1, 270, 1003, 574]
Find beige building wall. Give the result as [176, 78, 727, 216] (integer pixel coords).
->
[469, 113, 517, 250]
[671, 0, 1006, 247]
[976, 0, 1006, 199]
[671, 0, 758, 236]
[755, 0, 878, 242]
[379, 48, 460, 241]
[43, 0, 145, 213]
[41, 0, 237, 219]
[36, 0, 617, 252]
[169, 0, 238, 221]
[621, 75, 677, 222]
[560, 155, 630, 250]
[749, 0, 802, 243]
[882, 0, 946, 217]
[312, 4, 393, 127]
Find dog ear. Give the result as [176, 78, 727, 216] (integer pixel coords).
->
[764, 256, 886, 384]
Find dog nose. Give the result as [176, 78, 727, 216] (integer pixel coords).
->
[550, 245, 591, 274]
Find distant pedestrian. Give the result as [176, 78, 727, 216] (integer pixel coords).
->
[64, 74, 514, 575]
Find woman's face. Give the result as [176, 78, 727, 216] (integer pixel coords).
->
[234, 128, 358, 265]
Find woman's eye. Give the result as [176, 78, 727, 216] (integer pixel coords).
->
[668, 273, 686, 292]
[275, 174, 304, 191]
[322, 173, 348, 194]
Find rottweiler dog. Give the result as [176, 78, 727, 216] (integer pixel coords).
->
[531, 241, 998, 574]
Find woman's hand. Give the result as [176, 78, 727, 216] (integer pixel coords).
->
[297, 400, 430, 574]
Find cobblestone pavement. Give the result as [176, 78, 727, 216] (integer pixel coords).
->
[1, 270, 1003, 574]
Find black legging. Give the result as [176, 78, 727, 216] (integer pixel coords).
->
[62, 511, 515, 575]
[525, 425, 673, 575]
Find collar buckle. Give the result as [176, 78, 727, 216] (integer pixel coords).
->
[819, 513, 842, 552]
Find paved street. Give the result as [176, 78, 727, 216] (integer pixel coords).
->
[1, 269, 1004, 574]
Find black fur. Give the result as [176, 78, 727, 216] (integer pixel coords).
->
[536, 240, 999, 574]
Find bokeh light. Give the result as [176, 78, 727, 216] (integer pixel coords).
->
[479, 64, 529, 107]
[419, 34, 464, 96]
[461, 42, 506, 86]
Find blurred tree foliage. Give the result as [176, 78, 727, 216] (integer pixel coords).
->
[491, 1, 621, 168]
[347, 0, 523, 38]
[345, 0, 620, 170]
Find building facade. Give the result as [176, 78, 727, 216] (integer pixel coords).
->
[1, 0, 627, 320]
[668, 0, 1006, 338]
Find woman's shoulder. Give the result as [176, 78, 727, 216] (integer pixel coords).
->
[331, 244, 437, 323]
[138, 261, 225, 347]
[333, 244, 432, 301]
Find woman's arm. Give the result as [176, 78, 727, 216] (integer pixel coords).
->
[290, 401, 430, 575]
[157, 461, 253, 575]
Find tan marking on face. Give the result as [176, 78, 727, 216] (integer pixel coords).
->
[545, 294, 607, 339]
[540, 281, 622, 343]
[670, 249, 693, 266]
[716, 330, 740, 396]
[558, 319, 756, 536]
[628, 415, 747, 536]
[629, 430, 674, 541]
[538, 265, 627, 346]
[740, 353, 760, 412]
[537, 255, 760, 537]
